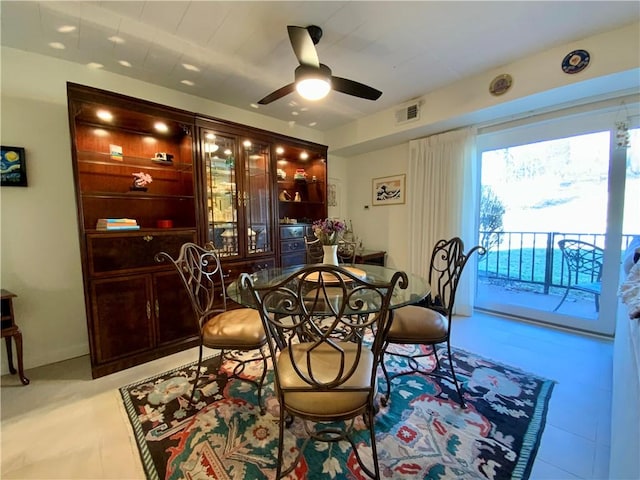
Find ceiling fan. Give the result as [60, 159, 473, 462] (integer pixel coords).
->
[257, 25, 383, 105]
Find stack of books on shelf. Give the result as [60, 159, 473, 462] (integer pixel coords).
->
[96, 218, 140, 231]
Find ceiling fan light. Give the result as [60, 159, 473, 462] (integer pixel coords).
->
[296, 77, 331, 100]
[294, 64, 332, 101]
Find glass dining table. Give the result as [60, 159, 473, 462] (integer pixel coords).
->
[227, 264, 430, 314]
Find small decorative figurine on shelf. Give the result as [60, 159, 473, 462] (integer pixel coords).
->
[293, 168, 307, 181]
[279, 190, 292, 201]
[131, 172, 152, 192]
[294, 192, 302, 202]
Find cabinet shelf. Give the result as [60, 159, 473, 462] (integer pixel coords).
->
[279, 200, 325, 205]
[81, 192, 194, 200]
[77, 150, 192, 171]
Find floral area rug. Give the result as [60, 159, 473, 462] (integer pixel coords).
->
[119, 346, 554, 480]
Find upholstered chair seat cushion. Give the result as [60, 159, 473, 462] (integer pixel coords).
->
[278, 342, 373, 417]
[387, 305, 448, 343]
[202, 308, 266, 349]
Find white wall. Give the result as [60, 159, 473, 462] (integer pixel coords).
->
[345, 143, 410, 270]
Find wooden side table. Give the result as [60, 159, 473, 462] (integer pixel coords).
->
[354, 250, 386, 266]
[1, 289, 29, 385]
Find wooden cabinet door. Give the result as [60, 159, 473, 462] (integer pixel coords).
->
[91, 275, 154, 364]
[153, 270, 198, 345]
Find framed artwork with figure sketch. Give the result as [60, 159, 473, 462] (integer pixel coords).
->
[372, 174, 405, 206]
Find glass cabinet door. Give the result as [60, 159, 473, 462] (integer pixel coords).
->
[203, 130, 239, 257]
[241, 139, 273, 256]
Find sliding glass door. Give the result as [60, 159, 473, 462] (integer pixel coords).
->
[475, 103, 639, 335]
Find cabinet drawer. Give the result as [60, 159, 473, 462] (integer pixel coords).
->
[280, 225, 305, 240]
[87, 229, 196, 276]
[282, 252, 306, 267]
[281, 239, 305, 253]
[221, 258, 276, 284]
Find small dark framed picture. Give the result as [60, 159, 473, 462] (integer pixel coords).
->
[1, 146, 28, 187]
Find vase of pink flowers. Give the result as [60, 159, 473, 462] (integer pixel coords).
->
[312, 218, 345, 266]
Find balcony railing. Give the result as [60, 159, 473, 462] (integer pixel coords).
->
[477, 231, 638, 293]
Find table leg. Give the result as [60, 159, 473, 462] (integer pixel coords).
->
[5, 331, 29, 385]
[4, 336, 16, 374]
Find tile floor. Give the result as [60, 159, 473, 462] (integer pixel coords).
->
[1, 311, 613, 479]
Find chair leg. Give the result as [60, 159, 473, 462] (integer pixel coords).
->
[379, 347, 392, 407]
[368, 407, 381, 479]
[553, 287, 570, 312]
[256, 348, 268, 415]
[276, 407, 286, 479]
[188, 344, 206, 404]
[445, 342, 465, 408]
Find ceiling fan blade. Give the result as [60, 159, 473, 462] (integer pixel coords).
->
[257, 83, 296, 105]
[287, 25, 319, 67]
[331, 76, 382, 101]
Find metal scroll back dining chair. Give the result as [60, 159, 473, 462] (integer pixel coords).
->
[337, 240, 358, 265]
[239, 264, 408, 480]
[554, 239, 604, 312]
[380, 237, 485, 408]
[155, 242, 268, 412]
[304, 235, 324, 264]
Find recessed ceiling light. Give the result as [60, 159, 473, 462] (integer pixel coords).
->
[291, 111, 299, 116]
[309, 122, 317, 127]
[87, 62, 103, 69]
[108, 36, 125, 44]
[300, 107, 309, 112]
[57, 25, 76, 33]
[250, 104, 259, 109]
[96, 109, 113, 121]
[154, 122, 169, 133]
[48, 42, 65, 50]
[118, 60, 132, 67]
[182, 63, 200, 72]
[180, 80, 195, 86]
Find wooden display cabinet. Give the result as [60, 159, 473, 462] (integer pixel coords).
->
[275, 142, 327, 266]
[67, 83, 199, 378]
[275, 143, 327, 224]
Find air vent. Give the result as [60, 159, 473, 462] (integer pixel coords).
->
[395, 101, 421, 124]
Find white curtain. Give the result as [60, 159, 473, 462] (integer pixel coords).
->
[408, 126, 479, 315]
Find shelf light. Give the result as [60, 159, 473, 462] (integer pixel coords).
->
[300, 151, 309, 160]
[276, 147, 284, 155]
[96, 110, 113, 121]
[154, 122, 169, 133]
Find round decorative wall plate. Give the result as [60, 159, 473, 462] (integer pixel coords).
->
[489, 74, 513, 96]
[562, 49, 590, 74]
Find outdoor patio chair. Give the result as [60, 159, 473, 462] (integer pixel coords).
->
[554, 239, 604, 313]
[380, 237, 485, 408]
[155, 242, 268, 412]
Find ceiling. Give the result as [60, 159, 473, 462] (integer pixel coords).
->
[1, 1, 639, 132]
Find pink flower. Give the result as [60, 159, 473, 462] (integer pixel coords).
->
[312, 218, 345, 245]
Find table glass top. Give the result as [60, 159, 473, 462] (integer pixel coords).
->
[227, 264, 429, 314]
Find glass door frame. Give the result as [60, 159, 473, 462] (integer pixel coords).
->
[474, 100, 639, 336]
